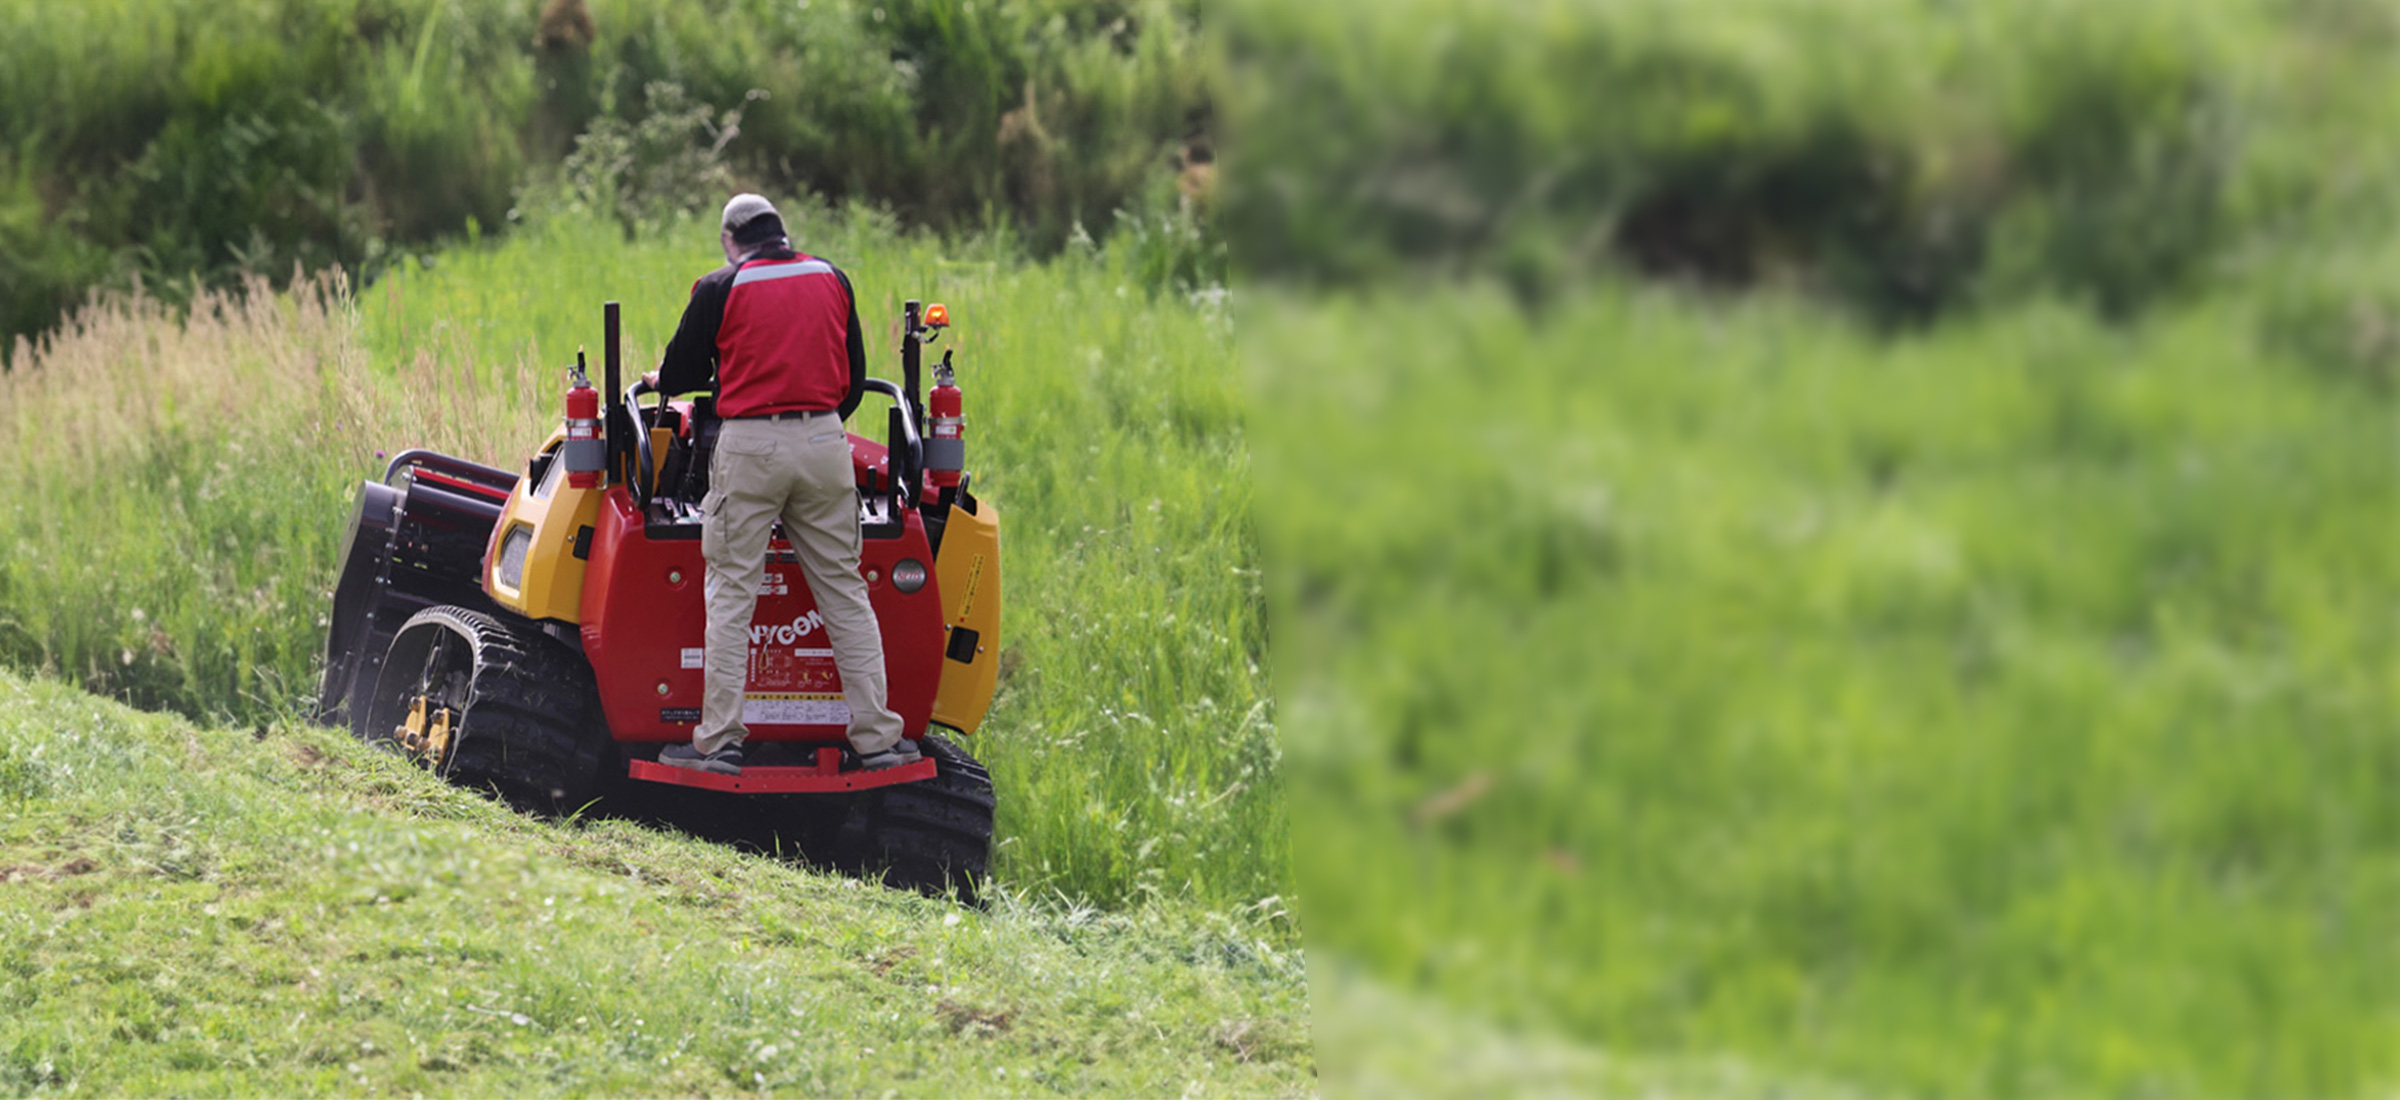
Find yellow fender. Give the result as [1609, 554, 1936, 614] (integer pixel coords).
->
[929, 497, 1002, 734]
[485, 429, 603, 623]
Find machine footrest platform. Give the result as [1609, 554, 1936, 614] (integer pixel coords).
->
[627, 748, 936, 793]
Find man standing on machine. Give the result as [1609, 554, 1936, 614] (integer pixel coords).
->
[644, 194, 915, 775]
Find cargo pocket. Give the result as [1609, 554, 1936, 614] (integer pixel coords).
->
[700, 488, 727, 562]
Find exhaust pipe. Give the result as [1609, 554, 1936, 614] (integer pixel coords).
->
[603, 300, 623, 485]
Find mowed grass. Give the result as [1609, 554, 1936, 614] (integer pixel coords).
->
[1250, 285, 2400, 1097]
[0, 205, 1283, 920]
[0, 667, 1311, 1097]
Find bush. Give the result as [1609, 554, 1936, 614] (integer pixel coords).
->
[551, 80, 753, 235]
[0, 0, 1212, 355]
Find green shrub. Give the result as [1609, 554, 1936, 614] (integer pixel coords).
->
[549, 80, 750, 235]
[0, 0, 1213, 356]
[0, 0, 544, 349]
[2246, 238, 2400, 393]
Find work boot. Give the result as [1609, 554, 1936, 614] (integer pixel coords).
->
[659, 743, 743, 775]
[856, 739, 923, 771]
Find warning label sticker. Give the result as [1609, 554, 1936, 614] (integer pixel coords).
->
[736, 598, 842, 719]
[743, 693, 847, 725]
[680, 647, 704, 669]
[747, 629, 840, 694]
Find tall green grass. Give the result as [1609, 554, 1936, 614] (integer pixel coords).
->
[0, 275, 394, 721]
[0, 207, 1283, 920]
[1251, 283, 2400, 1096]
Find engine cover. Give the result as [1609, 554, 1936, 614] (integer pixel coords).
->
[577, 484, 946, 743]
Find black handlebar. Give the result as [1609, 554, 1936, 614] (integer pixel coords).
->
[860, 377, 924, 504]
[625, 378, 658, 504]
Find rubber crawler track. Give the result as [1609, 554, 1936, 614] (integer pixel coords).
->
[834, 733, 996, 903]
[366, 605, 608, 814]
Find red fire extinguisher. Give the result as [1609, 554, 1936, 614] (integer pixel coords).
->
[927, 348, 965, 491]
[564, 352, 603, 489]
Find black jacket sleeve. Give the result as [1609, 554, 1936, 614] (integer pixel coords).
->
[834, 266, 867, 422]
[655, 265, 736, 398]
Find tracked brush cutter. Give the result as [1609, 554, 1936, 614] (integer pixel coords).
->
[317, 301, 999, 897]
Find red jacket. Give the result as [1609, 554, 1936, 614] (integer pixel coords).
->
[655, 246, 867, 419]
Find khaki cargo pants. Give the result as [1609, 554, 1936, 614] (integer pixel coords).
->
[694, 414, 905, 757]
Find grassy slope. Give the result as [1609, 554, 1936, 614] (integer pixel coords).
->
[0, 668, 1310, 1097]
[1254, 287, 2400, 1097]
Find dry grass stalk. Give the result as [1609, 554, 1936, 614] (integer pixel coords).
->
[1, 274, 549, 484]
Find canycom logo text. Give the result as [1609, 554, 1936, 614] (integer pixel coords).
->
[751, 611, 825, 647]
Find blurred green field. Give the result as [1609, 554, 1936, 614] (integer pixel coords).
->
[0, 204, 1282, 921]
[1227, 1, 2400, 1094]
[1253, 284, 2400, 1095]
[1224, 0, 2400, 336]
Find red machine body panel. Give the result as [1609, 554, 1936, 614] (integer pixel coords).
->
[578, 434, 946, 743]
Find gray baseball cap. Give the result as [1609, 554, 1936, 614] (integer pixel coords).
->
[721, 193, 779, 232]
